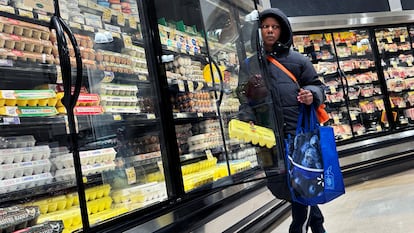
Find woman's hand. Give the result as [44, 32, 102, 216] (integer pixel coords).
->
[297, 88, 313, 105]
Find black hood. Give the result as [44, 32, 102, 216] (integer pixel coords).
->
[259, 8, 293, 51]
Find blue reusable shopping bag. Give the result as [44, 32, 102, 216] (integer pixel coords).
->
[284, 104, 345, 206]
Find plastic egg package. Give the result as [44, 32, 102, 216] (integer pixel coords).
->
[99, 83, 138, 96]
[0, 172, 53, 194]
[0, 145, 51, 165]
[0, 135, 36, 149]
[79, 148, 116, 166]
[0, 159, 52, 180]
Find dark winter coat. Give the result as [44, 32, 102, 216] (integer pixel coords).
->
[236, 8, 326, 201]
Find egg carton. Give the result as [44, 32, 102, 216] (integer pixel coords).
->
[0, 172, 53, 194]
[79, 148, 117, 165]
[82, 161, 116, 176]
[99, 83, 138, 96]
[0, 145, 51, 164]
[0, 135, 35, 149]
[0, 159, 51, 179]
[100, 95, 139, 107]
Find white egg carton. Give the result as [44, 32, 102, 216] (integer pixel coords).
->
[50, 153, 74, 169]
[79, 148, 116, 165]
[0, 159, 51, 179]
[54, 168, 75, 182]
[0, 172, 53, 194]
[82, 161, 116, 175]
[100, 95, 139, 107]
[99, 83, 138, 96]
[0, 135, 36, 149]
[0, 145, 51, 164]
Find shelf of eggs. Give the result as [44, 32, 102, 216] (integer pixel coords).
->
[165, 56, 217, 116]
[0, 135, 52, 195]
[0, 15, 54, 62]
[50, 146, 117, 183]
[375, 26, 414, 126]
[24, 184, 130, 233]
[176, 120, 252, 192]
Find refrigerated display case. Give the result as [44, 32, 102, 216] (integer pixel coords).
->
[293, 29, 389, 142]
[0, 0, 276, 233]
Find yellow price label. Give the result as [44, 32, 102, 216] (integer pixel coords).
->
[177, 80, 185, 92]
[125, 167, 137, 185]
[333, 116, 340, 124]
[329, 86, 336, 94]
[187, 81, 194, 92]
[0, 5, 15, 14]
[129, 17, 137, 29]
[123, 35, 132, 47]
[102, 9, 112, 23]
[205, 150, 214, 160]
[400, 35, 406, 43]
[117, 14, 125, 26]
[350, 113, 357, 121]
[386, 36, 393, 43]
[113, 114, 122, 121]
[18, 9, 34, 19]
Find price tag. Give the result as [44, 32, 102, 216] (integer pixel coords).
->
[400, 35, 406, 43]
[177, 80, 185, 92]
[129, 17, 137, 29]
[123, 35, 132, 47]
[113, 114, 122, 121]
[18, 9, 34, 19]
[350, 113, 357, 121]
[386, 37, 393, 43]
[205, 150, 214, 160]
[329, 86, 336, 93]
[408, 60, 413, 67]
[196, 82, 204, 91]
[197, 112, 203, 117]
[125, 167, 137, 185]
[117, 14, 125, 26]
[333, 116, 340, 124]
[147, 114, 156, 119]
[102, 9, 112, 23]
[187, 81, 194, 92]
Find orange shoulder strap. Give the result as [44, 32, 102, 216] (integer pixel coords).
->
[267, 55, 330, 124]
[267, 56, 297, 83]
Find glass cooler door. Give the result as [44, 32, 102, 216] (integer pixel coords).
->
[53, 0, 167, 231]
[0, 1, 78, 233]
[375, 26, 414, 129]
[155, 0, 269, 194]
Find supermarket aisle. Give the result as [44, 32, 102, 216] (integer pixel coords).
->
[269, 169, 414, 233]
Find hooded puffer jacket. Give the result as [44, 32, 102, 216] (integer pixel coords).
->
[237, 8, 326, 136]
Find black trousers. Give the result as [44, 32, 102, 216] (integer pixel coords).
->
[289, 202, 325, 233]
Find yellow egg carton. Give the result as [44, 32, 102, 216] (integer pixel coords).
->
[37, 206, 82, 229]
[87, 196, 113, 215]
[228, 119, 276, 148]
[183, 169, 215, 192]
[0, 90, 57, 107]
[55, 92, 100, 107]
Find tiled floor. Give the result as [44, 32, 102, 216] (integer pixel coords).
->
[270, 169, 414, 233]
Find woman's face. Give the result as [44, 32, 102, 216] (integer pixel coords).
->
[260, 17, 281, 51]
